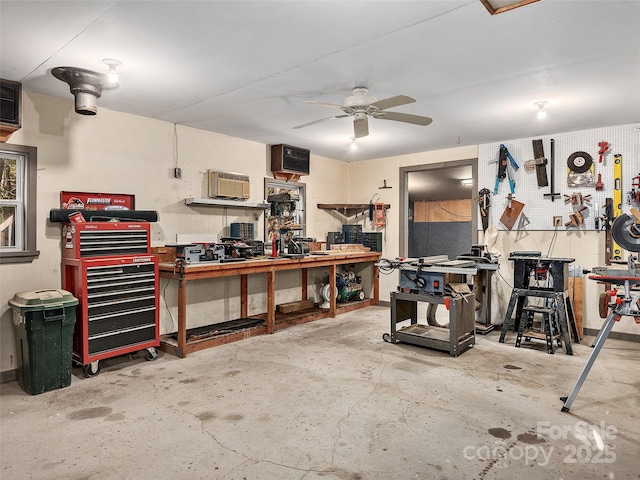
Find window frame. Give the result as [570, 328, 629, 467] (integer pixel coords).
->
[0, 143, 39, 264]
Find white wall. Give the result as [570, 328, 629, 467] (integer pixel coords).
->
[347, 147, 478, 298]
[1, 91, 636, 376]
[0, 91, 348, 374]
[348, 146, 638, 337]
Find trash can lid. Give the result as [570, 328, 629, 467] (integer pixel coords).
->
[9, 289, 78, 310]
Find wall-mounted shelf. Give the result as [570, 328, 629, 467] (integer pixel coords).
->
[185, 198, 270, 209]
[317, 203, 391, 216]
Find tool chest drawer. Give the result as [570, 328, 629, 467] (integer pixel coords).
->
[63, 256, 159, 365]
[62, 222, 151, 259]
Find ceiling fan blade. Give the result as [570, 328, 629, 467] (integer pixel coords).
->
[293, 115, 349, 129]
[354, 116, 369, 138]
[370, 95, 415, 111]
[303, 100, 344, 110]
[376, 111, 432, 126]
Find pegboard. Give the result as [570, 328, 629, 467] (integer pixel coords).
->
[478, 124, 640, 230]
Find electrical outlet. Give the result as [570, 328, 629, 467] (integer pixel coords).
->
[174, 167, 182, 179]
[553, 216, 562, 227]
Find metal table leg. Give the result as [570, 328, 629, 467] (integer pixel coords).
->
[560, 312, 618, 411]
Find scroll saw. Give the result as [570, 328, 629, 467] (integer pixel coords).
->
[560, 208, 640, 411]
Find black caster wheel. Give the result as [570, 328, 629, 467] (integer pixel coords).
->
[145, 348, 158, 361]
[83, 361, 100, 378]
[382, 333, 391, 343]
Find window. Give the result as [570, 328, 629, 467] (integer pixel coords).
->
[0, 143, 38, 264]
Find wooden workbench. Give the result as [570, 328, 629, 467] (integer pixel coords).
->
[158, 251, 381, 357]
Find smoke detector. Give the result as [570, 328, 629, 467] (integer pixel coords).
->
[52, 66, 118, 115]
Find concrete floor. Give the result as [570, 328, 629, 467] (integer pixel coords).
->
[1, 305, 639, 480]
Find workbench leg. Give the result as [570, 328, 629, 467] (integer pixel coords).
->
[177, 280, 187, 358]
[301, 268, 308, 301]
[240, 274, 248, 318]
[373, 263, 380, 304]
[329, 264, 337, 317]
[267, 270, 275, 334]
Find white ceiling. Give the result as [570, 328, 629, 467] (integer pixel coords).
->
[1, 0, 639, 162]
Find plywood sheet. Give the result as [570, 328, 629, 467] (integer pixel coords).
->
[414, 199, 472, 223]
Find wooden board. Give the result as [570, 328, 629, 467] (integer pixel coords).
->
[276, 300, 315, 314]
[568, 277, 584, 339]
[330, 244, 371, 252]
[414, 199, 472, 223]
[499, 200, 525, 230]
[151, 246, 175, 263]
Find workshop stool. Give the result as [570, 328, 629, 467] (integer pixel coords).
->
[515, 305, 562, 354]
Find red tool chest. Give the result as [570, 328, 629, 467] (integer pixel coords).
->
[61, 222, 159, 376]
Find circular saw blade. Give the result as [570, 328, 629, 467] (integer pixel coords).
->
[567, 151, 593, 173]
[611, 213, 640, 253]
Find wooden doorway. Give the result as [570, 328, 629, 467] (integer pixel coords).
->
[399, 160, 478, 259]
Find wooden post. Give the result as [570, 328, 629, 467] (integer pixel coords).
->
[267, 270, 276, 333]
[240, 274, 248, 318]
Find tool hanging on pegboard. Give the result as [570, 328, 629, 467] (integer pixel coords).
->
[567, 150, 596, 187]
[598, 141, 610, 163]
[478, 188, 491, 232]
[524, 139, 549, 187]
[492, 144, 519, 195]
[595, 141, 609, 191]
[499, 193, 525, 231]
[544, 139, 561, 201]
[612, 154, 623, 261]
[628, 173, 640, 206]
[563, 192, 592, 228]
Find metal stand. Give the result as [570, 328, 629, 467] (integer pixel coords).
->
[560, 275, 639, 411]
[499, 254, 579, 354]
[560, 310, 618, 411]
[385, 290, 476, 357]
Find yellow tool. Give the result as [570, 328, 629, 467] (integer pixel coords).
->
[612, 154, 623, 261]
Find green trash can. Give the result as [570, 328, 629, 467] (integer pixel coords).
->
[9, 289, 78, 395]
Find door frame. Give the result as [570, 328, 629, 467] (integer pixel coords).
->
[399, 158, 478, 258]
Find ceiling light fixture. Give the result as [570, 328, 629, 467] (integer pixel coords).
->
[350, 137, 358, 150]
[52, 65, 119, 115]
[460, 178, 473, 186]
[535, 101, 547, 119]
[103, 59, 121, 84]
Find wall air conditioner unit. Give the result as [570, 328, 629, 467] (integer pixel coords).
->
[208, 170, 250, 199]
[271, 144, 310, 175]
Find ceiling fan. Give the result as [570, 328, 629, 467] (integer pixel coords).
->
[293, 87, 432, 138]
